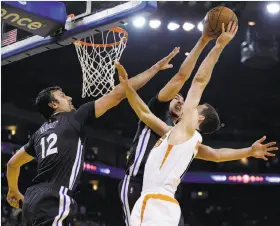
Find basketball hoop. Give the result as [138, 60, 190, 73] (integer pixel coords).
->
[73, 27, 128, 98]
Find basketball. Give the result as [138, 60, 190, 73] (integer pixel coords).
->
[203, 6, 238, 38]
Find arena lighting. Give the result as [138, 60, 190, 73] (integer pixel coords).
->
[248, 21, 256, 26]
[133, 16, 146, 28]
[197, 22, 203, 32]
[167, 22, 180, 31]
[90, 180, 99, 191]
[6, 125, 17, 135]
[149, 19, 161, 29]
[183, 22, 195, 31]
[267, 3, 280, 14]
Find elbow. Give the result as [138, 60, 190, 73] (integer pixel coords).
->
[7, 160, 17, 168]
[213, 152, 221, 163]
[108, 89, 125, 107]
[139, 112, 150, 122]
[176, 72, 189, 81]
[192, 76, 206, 84]
[112, 83, 127, 103]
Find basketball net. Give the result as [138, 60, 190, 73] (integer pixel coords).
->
[74, 27, 128, 97]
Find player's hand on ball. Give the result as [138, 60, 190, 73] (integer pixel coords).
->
[216, 21, 238, 47]
[7, 189, 24, 209]
[153, 47, 180, 71]
[249, 136, 278, 161]
[201, 30, 214, 42]
[115, 61, 129, 86]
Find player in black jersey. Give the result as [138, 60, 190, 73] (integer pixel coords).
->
[118, 33, 215, 226]
[5, 49, 178, 226]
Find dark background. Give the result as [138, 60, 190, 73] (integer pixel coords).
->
[1, 1, 280, 226]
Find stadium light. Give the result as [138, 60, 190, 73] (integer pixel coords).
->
[197, 22, 203, 32]
[183, 22, 195, 31]
[167, 22, 180, 31]
[133, 16, 146, 28]
[267, 3, 280, 14]
[149, 19, 161, 29]
[248, 21, 256, 26]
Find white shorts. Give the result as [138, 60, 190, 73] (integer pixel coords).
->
[130, 192, 181, 226]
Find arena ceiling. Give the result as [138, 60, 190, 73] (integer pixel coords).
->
[2, 1, 280, 141]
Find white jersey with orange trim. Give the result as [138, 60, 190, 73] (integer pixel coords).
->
[142, 129, 202, 195]
[130, 130, 202, 226]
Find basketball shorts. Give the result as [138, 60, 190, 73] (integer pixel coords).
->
[22, 183, 77, 226]
[119, 175, 184, 226]
[130, 191, 181, 226]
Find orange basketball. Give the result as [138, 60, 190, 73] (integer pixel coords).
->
[203, 6, 238, 38]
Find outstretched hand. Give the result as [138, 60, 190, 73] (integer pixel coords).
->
[216, 21, 238, 47]
[249, 136, 278, 161]
[115, 61, 129, 87]
[153, 47, 180, 71]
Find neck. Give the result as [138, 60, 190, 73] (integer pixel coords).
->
[171, 115, 179, 124]
[51, 111, 61, 117]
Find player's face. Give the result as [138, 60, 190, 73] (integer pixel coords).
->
[169, 94, 184, 119]
[51, 90, 76, 113]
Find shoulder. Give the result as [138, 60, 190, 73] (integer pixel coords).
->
[194, 130, 203, 143]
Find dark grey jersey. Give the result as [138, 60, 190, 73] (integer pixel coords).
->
[24, 102, 96, 191]
[125, 96, 174, 179]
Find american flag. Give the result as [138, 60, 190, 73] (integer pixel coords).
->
[1, 29, 17, 47]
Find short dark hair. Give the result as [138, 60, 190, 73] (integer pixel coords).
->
[176, 93, 184, 99]
[199, 103, 220, 134]
[35, 86, 62, 120]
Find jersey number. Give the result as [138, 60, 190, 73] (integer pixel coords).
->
[40, 133, 58, 159]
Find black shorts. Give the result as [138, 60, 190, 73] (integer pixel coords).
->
[22, 183, 77, 226]
[118, 175, 184, 226]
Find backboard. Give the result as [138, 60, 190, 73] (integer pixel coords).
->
[1, 1, 157, 65]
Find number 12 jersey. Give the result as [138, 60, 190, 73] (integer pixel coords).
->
[24, 102, 96, 191]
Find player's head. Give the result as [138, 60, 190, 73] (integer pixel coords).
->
[196, 103, 220, 134]
[169, 93, 184, 120]
[35, 86, 75, 120]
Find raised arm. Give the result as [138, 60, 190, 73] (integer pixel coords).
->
[196, 136, 278, 162]
[95, 48, 179, 118]
[181, 22, 238, 133]
[158, 36, 211, 102]
[116, 62, 171, 137]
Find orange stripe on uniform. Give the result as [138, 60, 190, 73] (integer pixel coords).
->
[140, 193, 179, 224]
[159, 144, 173, 169]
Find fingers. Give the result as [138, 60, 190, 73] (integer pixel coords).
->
[267, 147, 278, 152]
[234, 25, 238, 36]
[262, 156, 268, 161]
[167, 47, 180, 60]
[115, 61, 128, 78]
[7, 197, 19, 208]
[226, 21, 232, 32]
[258, 136, 266, 143]
[264, 142, 277, 148]
[172, 47, 180, 55]
[265, 152, 276, 157]
[222, 23, 225, 33]
[230, 21, 237, 33]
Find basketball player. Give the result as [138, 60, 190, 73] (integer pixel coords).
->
[119, 25, 214, 226]
[118, 22, 278, 226]
[5, 48, 178, 225]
